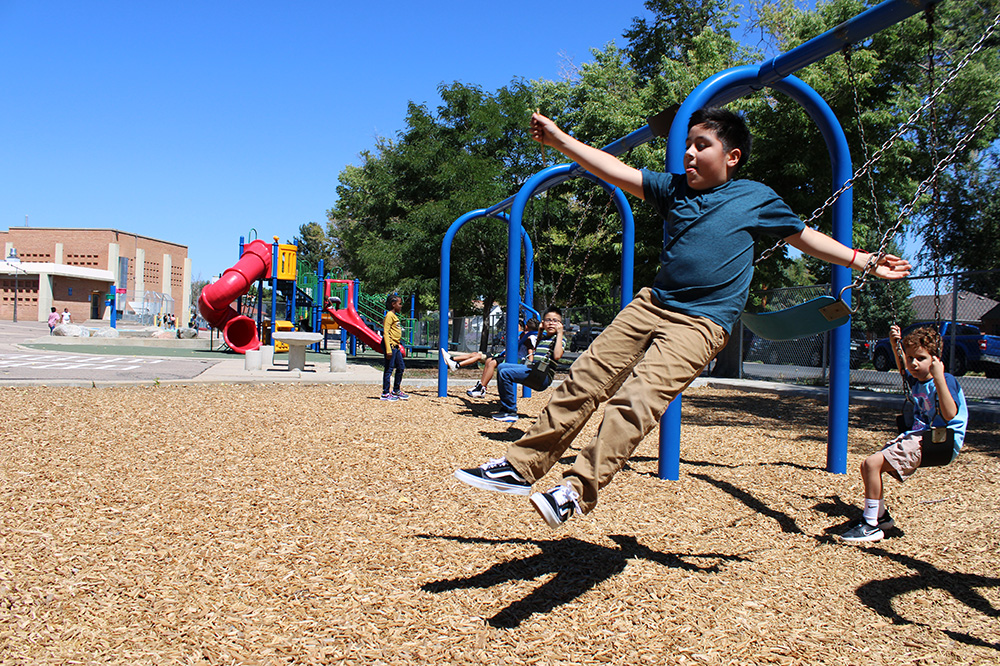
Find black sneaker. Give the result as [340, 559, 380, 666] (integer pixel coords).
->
[492, 411, 518, 422]
[530, 483, 580, 528]
[454, 457, 531, 495]
[877, 510, 895, 532]
[839, 519, 884, 543]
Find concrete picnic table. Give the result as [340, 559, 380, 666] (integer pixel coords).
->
[271, 331, 323, 372]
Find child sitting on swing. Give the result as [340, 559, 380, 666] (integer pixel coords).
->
[840, 324, 968, 543]
[455, 107, 911, 528]
[440, 318, 540, 398]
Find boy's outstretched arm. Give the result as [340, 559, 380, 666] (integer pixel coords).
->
[784, 227, 911, 279]
[531, 113, 645, 200]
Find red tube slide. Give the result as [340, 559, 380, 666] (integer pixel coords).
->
[198, 239, 272, 354]
[326, 305, 386, 354]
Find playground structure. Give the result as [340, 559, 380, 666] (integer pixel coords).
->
[439, 0, 950, 478]
[198, 235, 322, 355]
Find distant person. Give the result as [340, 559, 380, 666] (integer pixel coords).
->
[61, 308, 72, 325]
[48, 307, 60, 334]
[381, 293, 408, 401]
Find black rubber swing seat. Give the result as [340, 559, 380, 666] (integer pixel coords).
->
[740, 296, 852, 341]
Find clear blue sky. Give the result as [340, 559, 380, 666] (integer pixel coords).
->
[0, 1, 781, 280]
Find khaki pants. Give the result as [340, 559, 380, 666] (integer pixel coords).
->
[506, 288, 728, 513]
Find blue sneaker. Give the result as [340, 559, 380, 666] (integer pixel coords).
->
[454, 457, 531, 495]
[492, 412, 518, 422]
[380, 392, 398, 401]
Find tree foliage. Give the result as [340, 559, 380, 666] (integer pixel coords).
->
[328, 81, 543, 316]
[316, 0, 1000, 338]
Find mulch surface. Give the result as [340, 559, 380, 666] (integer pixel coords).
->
[1, 383, 997, 665]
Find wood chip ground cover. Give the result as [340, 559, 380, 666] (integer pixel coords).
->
[0, 384, 997, 665]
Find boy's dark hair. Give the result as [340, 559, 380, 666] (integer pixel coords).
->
[689, 107, 752, 172]
[525, 317, 540, 331]
[386, 293, 402, 308]
[903, 326, 943, 358]
[542, 306, 562, 320]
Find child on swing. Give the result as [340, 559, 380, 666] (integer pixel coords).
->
[840, 324, 968, 542]
[454, 106, 911, 528]
[440, 318, 540, 398]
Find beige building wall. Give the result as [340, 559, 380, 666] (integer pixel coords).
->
[0, 228, 189, 323]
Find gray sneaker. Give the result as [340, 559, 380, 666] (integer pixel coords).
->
[840, 519, 884, 543]
[492, 412, 518, 422]
[530, 483, 581, 528]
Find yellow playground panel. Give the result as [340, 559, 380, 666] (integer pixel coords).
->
[275, 243, 297, 281]
[273, 320, 294, 352]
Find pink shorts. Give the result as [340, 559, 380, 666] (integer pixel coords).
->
[881, 432, 923, 482]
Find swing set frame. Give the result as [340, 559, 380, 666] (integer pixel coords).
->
[441, 0, 995, 477]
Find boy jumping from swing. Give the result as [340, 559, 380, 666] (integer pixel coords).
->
[839, 324, 967, 543]
[454, 107, 911, 528]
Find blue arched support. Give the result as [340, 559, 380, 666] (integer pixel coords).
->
[658, 69, 853, 479]
[500, 165, 635, 377]
[437, 210, 535, 397]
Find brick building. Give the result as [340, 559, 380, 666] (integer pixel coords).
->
[0, 228, 191, 324]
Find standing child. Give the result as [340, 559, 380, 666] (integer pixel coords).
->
[839, 324, 967, 542]
[455, 107, 911, 528]
[381, 294, 409, 401]
[48, 307, 60, 334]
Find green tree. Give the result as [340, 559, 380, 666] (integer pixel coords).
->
[328, 80, 544, 349]
[295, 221, 337, 276]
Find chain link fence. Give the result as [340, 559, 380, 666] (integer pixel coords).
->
[738, 271, 1000, 404]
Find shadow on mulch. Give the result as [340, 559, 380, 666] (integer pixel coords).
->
[683, 469, 998, 651]
[418, 534, 747, 628]
[857, 548, 1000, 651]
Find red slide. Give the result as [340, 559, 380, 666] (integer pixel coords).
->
[198, 239, 272, 354]
[326, 305, 386, 354]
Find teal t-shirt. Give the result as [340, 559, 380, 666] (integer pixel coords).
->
[642, 171, 805, 333]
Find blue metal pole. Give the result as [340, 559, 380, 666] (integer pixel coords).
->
[770, 77, 853, 474]
[270, 241, 278, 344]
[658, 396, 682, 480]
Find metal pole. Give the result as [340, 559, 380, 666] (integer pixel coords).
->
[12, 270, 17, 323]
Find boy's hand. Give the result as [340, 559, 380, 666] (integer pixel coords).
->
[889, 324, 901, 342]
[530, 112, 558, 147]
[930, 356, 946, 380]
[871, 253, 911, 280]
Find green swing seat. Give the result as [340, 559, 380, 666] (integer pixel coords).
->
[740, 295, 851, 341]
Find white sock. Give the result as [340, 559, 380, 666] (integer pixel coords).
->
[878, 499, 886, 517]
[863, 499, 881, 526]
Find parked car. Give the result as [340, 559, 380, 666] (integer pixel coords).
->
[745, 332, 871, 368]
[871, 321, 1000, 377]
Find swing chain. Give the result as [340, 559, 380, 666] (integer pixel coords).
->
[857, 95, 1000, 296]
[755, 10, 1000, 265]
